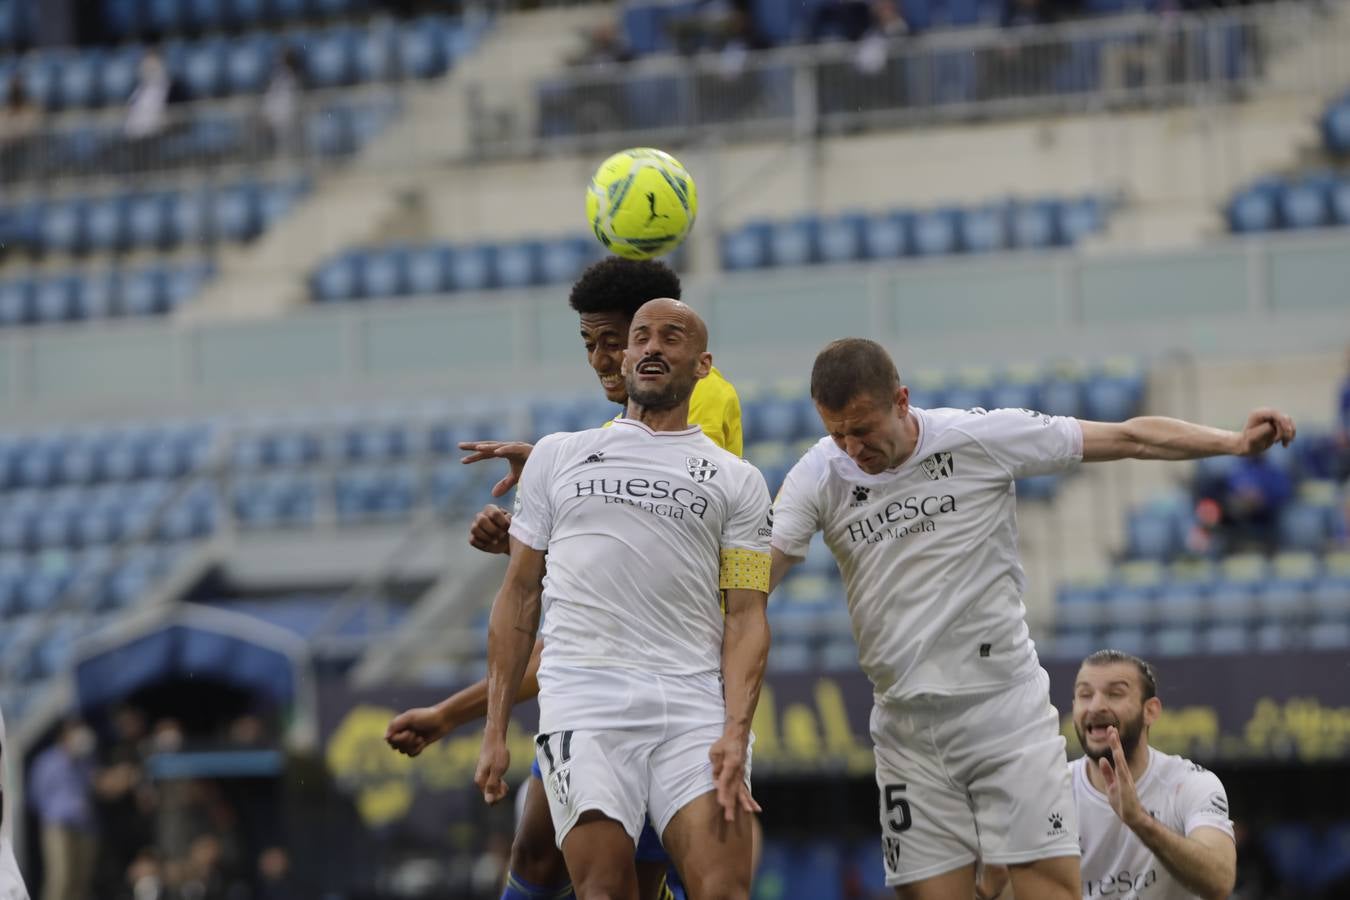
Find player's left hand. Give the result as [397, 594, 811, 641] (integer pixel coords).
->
[1236, 408, 1296, 456]
[709, 730, 751, 823]
[460, 441, 535, 498]
[1100, 725, 1146, 830]
[474, 733, 511, 806]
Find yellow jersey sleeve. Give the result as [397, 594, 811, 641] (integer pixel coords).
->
[689, 366, 744, 456]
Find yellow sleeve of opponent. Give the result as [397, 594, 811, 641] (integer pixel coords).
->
[719, 547, 771, 593]
[689, 366, 743, 456]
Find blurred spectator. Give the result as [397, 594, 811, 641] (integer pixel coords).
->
[123, 48, 186, 172]
[29, 720, 99, 900]
[1231, 820, 1281, 900]
[176, 833, 246, 900]
[1004, 0, 1054, 27]
[810, 0, 882, 42]
[1222, 455, 1293, 551]
[262, 47, 305, 158]
[254, 847, 293, 900]
[0, 73, 40, 184]
[568, 19, 634, 68]
[95, 707, 152, 895]
[1336, 347, 1350, 481]
[668, 0, 762, 57]
[121, 849, 168, 900]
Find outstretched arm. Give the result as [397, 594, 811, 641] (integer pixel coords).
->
[711, 585, 771, 822]
[474, 538, 547, 804]
[386, 640, 543, 757]
[1080, 407, 1295, 463]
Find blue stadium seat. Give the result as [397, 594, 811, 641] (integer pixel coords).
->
[958, 204, 1008, 254]
[911, 208, 959, 256]
[721, 222, 772, 271]
[1207, 584, 1257, 624]
[1227, 182, 1278, 233]
[85, 195, 129, 254]
[227, 36, 273, 95]
[1152, 626, 1197, 657]
[57, 52, 99, 110]
[307, 105, 355, 156]
[360, 247, 409, 298]
[307, 28, 357, 88]
[766, 638, 813, 674]
[128, 193, 171, 250]
[355, 26, 399, 82]
[119, 267, 167, 317]
[496, 241, 542, 289]
[540, 238, 594, 285]
[170, 190, 212, 248]
[863, 211, 911, 260]
[1045, 629, 1097, 661]
[1332, 178, 1350, 227]
[100, 48, 142, 106]
[399, 19, 448, 79]
[73, 273, 119, 321]
[1200, 623, 1250, 655]
[33, 276, 77, 324]
[447, 244, 497, 292]
[1058, 195, 1106, 245]
[768, 216, 820, 268]
[1254, 622, 1295, 653]
[1102, 627, 1148, 656]
[1104, 589, 1154, 628]
[1277, 176, 1330, 230]
[41, 198, 88, 255]
[817, 213, 866, 264]
[1322, 97, 1350, 155]
[0, 279, 35, 327]
[1277, 502, 1336, 552]
[1010, 200, 1059, 248]
[1152, 583, 1207, 628]
[1084, 372, 1143, 422]
[183, 40, 227, 100]
[1039, 371, 1085, 418]
[164, 261, 214, 311]
[213, 183, 262, 242]
[405, 245, 450, 296]
[312, 253, 361, 303]
[1125, 509, 1186, 562]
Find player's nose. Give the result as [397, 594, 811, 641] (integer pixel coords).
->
[843, 436, 864, 458]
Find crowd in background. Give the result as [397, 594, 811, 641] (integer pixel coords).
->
[26, 707, 288, 900]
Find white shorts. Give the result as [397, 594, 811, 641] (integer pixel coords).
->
[0, 843, 28, 900]
[535, 665, 751, 849]
[870, 667, 1078, 886]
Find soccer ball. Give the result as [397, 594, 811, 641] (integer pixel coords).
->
[585, 148, 698, 260]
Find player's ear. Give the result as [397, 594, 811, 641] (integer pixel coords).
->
[1142, 696, 1162, 727]
[695, 351, 712, 379]
[894, 385, 909, 414]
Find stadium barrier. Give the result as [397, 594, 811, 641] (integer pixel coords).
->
[461, 2, 1350, 157]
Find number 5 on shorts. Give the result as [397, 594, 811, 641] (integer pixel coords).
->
[884, 783, 912, 833]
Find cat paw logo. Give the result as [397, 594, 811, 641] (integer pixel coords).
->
[850, 485, 871, 506]
[1047, 812, 1065, 835]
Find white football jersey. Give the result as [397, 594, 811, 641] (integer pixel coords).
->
[511, 418, 772, 727]
[1074, 748, 1234, 899]
[0, 705, 30, 899]
[772, 406, 1082, 701]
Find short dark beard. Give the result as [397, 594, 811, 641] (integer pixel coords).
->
[1075, 711, 1146, 765]
[624, 367, 697, 413]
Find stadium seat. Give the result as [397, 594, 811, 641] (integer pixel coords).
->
[1125, 509, 1186, 562]
[399, 19, 449, 79]
[1152, 626, 1197, 657]
[1010, 200, 1059, 249]
[312, 253, 362, 303]
[1058, 195, 1106, 245]
[817, 213, 867, 264]
[958, 204, 1008, 254]
[912, 208, 959, 256]
[448, 244, 497, 292]
[355, 25, 399, 83]
[496, 241, 542, 289]
[768, 216, 820, 268]
[1227, 182, 1279, 233]
[405, 245, 451, 296]
[1045, 629, 1097, 661]
[1152, 583, 1207, 628]
[862, 211, 912, 260]
[1330, 178, 1350, 226]
[1307, 619, 1350, 650]
[1101, 627, 1147, 656]
[1254, 622, 1295, 653]
[360, 247, 409, 299]
[184, 40, 227, 99]
[1104, 588, 1154, 628]
[307, 28, 357, 88]
[1278, 501, 1336, 552]
[1277, 176, 1330, 230]
[721, 222, 772, 271]
[213, 183, 262, 242]
[1200, 623, 1250, 655]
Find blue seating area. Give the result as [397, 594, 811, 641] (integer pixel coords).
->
[0, 259, 215, 327]
[0, 15, 487, 111]
[0, 176, 309, 257]
[309, 235, 606, 302]
[1320, 87, 1350, 157]
[1048, 550, 1350, 659]
[99, 0, 426, 40]
[209, 593, 409, 639]
[720, 195, 1112, 271]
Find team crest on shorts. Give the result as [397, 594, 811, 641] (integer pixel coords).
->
[551, 768, 571, 808]
[686, 457, 719, 483]
[883, 836, 902, 873]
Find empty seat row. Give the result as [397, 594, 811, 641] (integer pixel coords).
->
[1321, 88, 1350, 156]
[0, 178, 309, 256]
[0, 544, 182, 620]
[0, 260, 214, 327]
[720, 195, 1112, 271]
[1227, 173, 1350, 233]
[100, 0, 414, 39]
[0, 15, 485, 110]
[1048, 619, 1350, 660]
[0, 428, 211, 489]
[310, 237, 605, 302]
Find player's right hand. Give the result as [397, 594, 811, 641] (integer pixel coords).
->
[468, 504, 513, 555]
[474, 734, 511, 805]
[709, 730, 751, 823]
[384, 706, 452, 757]
[459, 441, 535, 498]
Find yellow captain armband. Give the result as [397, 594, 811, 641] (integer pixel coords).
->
[719, 547, 771, 593]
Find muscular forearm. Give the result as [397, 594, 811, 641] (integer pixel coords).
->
[721, 602, 770, 738]
[437, 640, 543, 730]
[483, 584, 542, 740]
[1129, 818, 1235, 900]
[1118, 417, 1240, 460]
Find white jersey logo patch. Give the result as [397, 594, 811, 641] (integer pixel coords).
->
[686, 457, 719, 483]
[919, 452, 954, 481]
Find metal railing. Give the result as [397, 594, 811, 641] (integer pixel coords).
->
[463, 2, 1348, 158]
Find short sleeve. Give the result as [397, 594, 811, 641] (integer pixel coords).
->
[770, 451, 824, 558]
[719, 463, 772, 592]
[507, 434, 561, 552]
[963, 407, 1083, 479]
[1176, 767, 1235, 840]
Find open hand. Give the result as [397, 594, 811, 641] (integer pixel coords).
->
[708, 730, 752, 823]
[460, 441, 534, 497]
[1100, 726, 1146, 830]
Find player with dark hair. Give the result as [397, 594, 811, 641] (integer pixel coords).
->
[386, 258, 746, 900]
[981, 651, 1237, 899]
[769, 337, 1292, 899]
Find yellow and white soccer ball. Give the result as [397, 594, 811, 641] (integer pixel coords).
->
[585, 148, 698, 260]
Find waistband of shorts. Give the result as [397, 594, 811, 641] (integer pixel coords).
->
[874, 668, 1044, 712]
